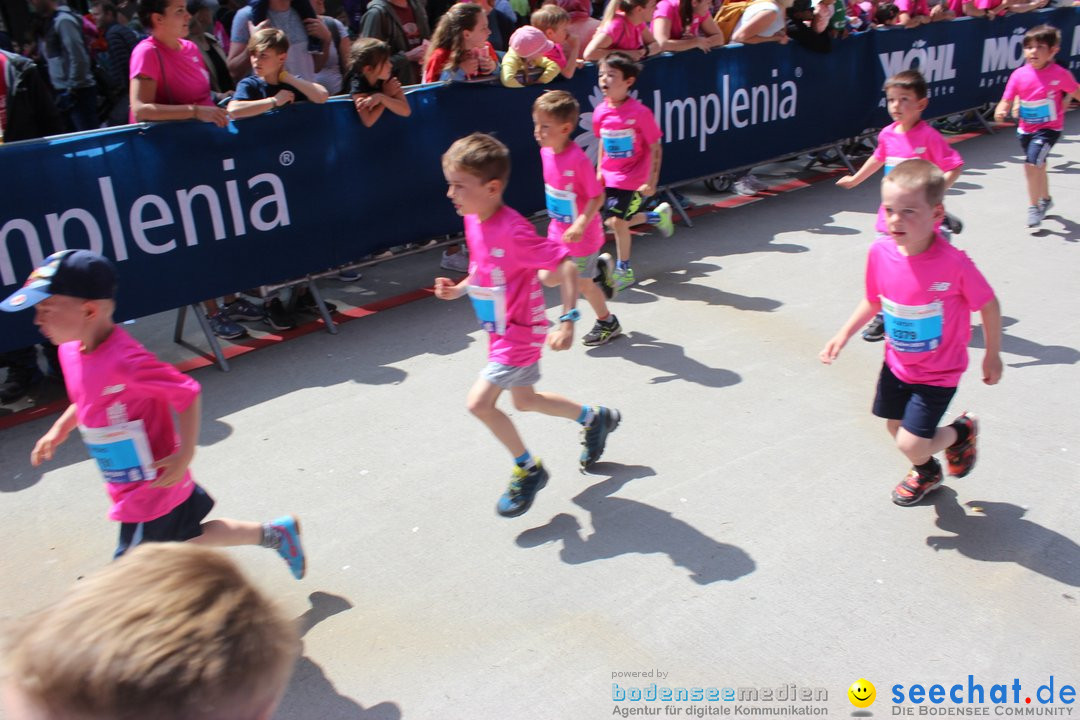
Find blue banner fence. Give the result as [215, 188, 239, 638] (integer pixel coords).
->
[1, 9, 1077, 351]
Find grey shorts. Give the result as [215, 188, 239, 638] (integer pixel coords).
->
[480, 360, 541, 389]
[572, 252, 600, 280]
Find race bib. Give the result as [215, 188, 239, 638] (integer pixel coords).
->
[79, 420, 156, 483]
[467, 284, 508, 335]
[1019, 97, 1055, 124]
[883, 156, 911, 175]
[601, 128, 635, 159]
[545, 184, 577, 224]
[881, 297, 943, 353]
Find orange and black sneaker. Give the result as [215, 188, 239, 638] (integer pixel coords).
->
[944, 413, 978, 478]
[892, 460, 943, 506]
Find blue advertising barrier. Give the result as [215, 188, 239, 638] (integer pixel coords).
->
[1, 8, 1077, 352]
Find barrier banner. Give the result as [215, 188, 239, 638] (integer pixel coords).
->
[1, 8, 1076, 352]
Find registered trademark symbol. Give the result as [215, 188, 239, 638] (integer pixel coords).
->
[794, 67, 803, 78]
[279, 151, 295, 166]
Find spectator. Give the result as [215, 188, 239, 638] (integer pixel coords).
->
[583, 0, 660, 62]
[422, 3, 497, 83]
[500, 25, 560, 86]
[32, 0, 99, 131]
[785, 0, 832, 51]
[957, 0, 1047, 19]
[227, 0, 330, 84]
[89, 0, 138, 123]
[1, 543, 300, 720]
[651, 0, 725, 53]
[730, 0, 791, 44]
[542, 0, 598, 57]
[531, 5, 579, 78]
[311, 0, 350, 94]
[874, 1, 900, 23]
[348, 36, 411, 126]
[1, 46, 63, 141]
[893, 0, 952, 27]
[186, 0, 233, 96]
[227, 26, 328, 118]
[358, 0, 430, 85]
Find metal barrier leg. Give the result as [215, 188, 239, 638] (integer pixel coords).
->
[190, 305, 230, 372]
[663, 188, 693, 229]
[975, 110, 995, 135]
[836, 143, 857, 175]
[173, 304, 187, 343]
[307, 280, 338, 334]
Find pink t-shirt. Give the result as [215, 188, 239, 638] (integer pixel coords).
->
[464, 205, 570, 367]
[128, 37, 213, 122]
[600, 12, 645, 50]
[652, 0, 706, 39]
[871, 120, 963, 233]
[544, 43, 568, 70]
[59, 327, 200, 523]
[865, 235, 994, 387]
[593, 96, 663, 191]
[895, 0, 929, 15]
[1001, 63, 1079, 134]
[541, 143, 606, 257]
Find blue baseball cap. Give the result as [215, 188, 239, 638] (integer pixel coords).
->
[0, 250, 117, 312]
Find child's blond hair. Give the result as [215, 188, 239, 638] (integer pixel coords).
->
[531, 4, 570, 32]
[1, 543, 299, 720]
[442, 132, 511, 185]
[882, 158, 946, 207]
[247, 27, 289, 55]
[533, 89, 580, 126]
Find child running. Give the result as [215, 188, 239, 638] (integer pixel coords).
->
[820, 160, 1002, 507]
[837, 69, 964, 342]
[1, 250, 305, 577]
[993, 24, 1080, 229]
[434, 133, 621, 518]
[533, 90, 622, 346]
[593, 51, 674, 292]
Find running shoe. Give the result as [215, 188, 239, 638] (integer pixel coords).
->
[337, 268, 363, 282]
[496, 461, 549, 518]
[207, 312, 248, 340]
[653, 202, 675, 238]
[891, 460, 943, 506]
[582, 315, 622, 346]
[594, 253, 615, 300]
[296, 292, 338, 314]
[862, 313, 885, 342]
[264, 298, 297, 331]
[1027, 206, 1041, 228]
[223, 298, 265, 322]
[1037, 196, 1053, 222]
[612, 266, 636, 292]
[580, 406, 621, 468]
[944, 412, 978, 478]
[943, 212, 964, 235]
[440, 250, 469, 273]
[269, 515, 306, 580]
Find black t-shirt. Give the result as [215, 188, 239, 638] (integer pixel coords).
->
[233, 75, 306, 102]
[347, 73, 384, 95]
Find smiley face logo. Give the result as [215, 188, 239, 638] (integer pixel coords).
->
[848, 679, 876, 708]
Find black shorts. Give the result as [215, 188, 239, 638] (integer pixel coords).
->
[1019, 129, 1060, 167]
[871, 363, 956, 439]
[603, 188, 644, 220]
[114, 484, 215, 558]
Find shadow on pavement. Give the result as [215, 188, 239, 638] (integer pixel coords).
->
[970, 316, 1080, 369]
[517, 462, 756, 585]
[585, 331, 742, 388]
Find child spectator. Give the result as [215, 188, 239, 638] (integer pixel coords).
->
[821, 159, 1002, 507]
[227, 0, 328, 84]
[836, 69, 964, 342]
[433, 133, 621, 517]
[227, 26, 328, 118]
[592, 52, 674, 292]
[874, 1, 900, 23]
[583, 0, 659, 62]
[531, 5, 579, 78]
[957, 0, 1047, 19]
[348, 37, 411, 125]
[543, 0, 599, 56]
[0, 250, 307, 577]
[893, 0, 952, 27]
[652, 0, 726, 52]
[533, 90, 621, 346]
[994, 24, 1080, 227]
[729, 0, 791, 45]
[501, 25, 559, 87]
[1, 543, 299, 720]
[421, 2, 498, 82]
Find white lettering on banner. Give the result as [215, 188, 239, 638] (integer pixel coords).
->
[879, 40, 957, 83]
[650, 68, 798, 153]
[1, 158, 292, 286]
[981, 28, 1027, 74]
[1073, 28, 1080, 56]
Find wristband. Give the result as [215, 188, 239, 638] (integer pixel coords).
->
[558, 309, 581, 323]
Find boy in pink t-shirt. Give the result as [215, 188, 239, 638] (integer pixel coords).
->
[994, 24, 1080, 228]
[1, 250, 305, 579]
[593, 52, 674, 292]
[822, 160, 1002, 507]
[837, 70, 964, 342]
[533, 90, 620, 346]
[434, 133, 621, 518]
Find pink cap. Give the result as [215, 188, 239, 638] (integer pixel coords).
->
[509, 25, 555, 60]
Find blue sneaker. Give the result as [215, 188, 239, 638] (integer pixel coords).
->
[270, 515, 306, 580]
[496, 462, 549, 518]
[580, 406, 621, 468]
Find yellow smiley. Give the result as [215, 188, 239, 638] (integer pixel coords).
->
[848, 679, 876, 708]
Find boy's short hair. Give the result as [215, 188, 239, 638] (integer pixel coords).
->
[882, 158, 946, 207]
[247, 27, 289, 56]
[1, 543, 300, 720]
[874, 2, 898, 23]
[599, 51, 641, 81]
[883, 69, 928, 100]
[531, 4, 570, 31]
[348, 36, 392, 72]
[533, 89, 579, 126]
[443, 132, 511, 185]
[1023, 24, 1060, 49]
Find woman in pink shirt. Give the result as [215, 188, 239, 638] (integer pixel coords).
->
[652, 0, 726, 52]
[583, 0, 659, 62]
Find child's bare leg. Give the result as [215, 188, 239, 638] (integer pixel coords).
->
[466, 377, 526, 457]
[191, 518, 263, 546]
[509, 384, 582, 420]
[894, 426, 958, 466]
[538, 268, 560, 287]
[1024, 163, 1049, 205]
[626, 212, 649, 227]
[578, 273, 610, 319]
[606, 217, 632, 262]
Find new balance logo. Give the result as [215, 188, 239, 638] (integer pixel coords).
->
[102, 384, 126, 395]
[928, 282, 951, 292]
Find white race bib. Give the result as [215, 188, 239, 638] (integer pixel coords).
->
[601, 128, 635, 159]
[881, 296, 943, 353]
[1019, 96, 1055, 124]
[545, 184, 577, 224]
[467, 284, 508, 335]
[80, 420, 156, 483]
